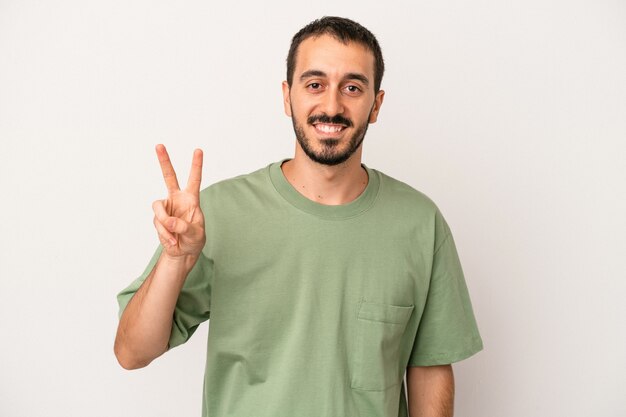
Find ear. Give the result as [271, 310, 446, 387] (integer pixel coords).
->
[282, 81, 292, 117]
[368, 89, 385, 123]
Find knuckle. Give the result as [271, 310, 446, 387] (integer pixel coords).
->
[154, 215, 163, 227]
[152, 199, 164, 212]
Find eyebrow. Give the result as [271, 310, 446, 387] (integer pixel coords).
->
[299, 70, 370, 86]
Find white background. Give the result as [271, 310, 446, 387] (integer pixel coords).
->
[1, 1, 625, 416]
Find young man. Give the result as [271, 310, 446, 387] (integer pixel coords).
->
[115, 16, 483, 417]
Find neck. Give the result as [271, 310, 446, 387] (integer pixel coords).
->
[280, 146, 369, 205]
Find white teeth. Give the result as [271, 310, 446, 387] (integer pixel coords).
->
[316, 124, 344, 133]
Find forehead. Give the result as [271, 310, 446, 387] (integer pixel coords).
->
[294, 34, 375, 81]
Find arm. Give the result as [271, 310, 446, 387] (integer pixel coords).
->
[406, 364, 455, 417]
[114, 145, 206, 370]
[114, 253, 198, 369]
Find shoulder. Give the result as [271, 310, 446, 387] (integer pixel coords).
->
[372, 168, 439, 214]
[370, 167, 452, 242]
[196, 162, 284, 222]
[199, 164, 270, 200]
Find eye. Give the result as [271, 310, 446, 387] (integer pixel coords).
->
[307, 82, 322, 90]
[344, 85, 362, 94]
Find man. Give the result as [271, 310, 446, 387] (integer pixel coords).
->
[115, 16, 483, 417]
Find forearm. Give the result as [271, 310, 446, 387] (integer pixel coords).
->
[406, 364, 455, 417]
[114, 253, 198, 369]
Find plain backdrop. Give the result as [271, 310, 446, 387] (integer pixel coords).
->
[1, 1, 625, 416]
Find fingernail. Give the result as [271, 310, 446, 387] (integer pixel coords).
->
[169, 238, 176, 246]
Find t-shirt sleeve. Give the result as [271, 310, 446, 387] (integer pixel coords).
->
[116, 245, 213, 350]
[407, 213, 483, 366]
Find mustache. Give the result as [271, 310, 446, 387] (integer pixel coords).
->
[307, 114, 353, 127]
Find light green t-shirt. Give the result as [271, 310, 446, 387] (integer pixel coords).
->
[117, 159, 483, 417]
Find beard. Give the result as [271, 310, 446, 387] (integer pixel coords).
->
[290, 105, 371, 166]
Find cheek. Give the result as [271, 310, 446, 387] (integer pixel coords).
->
[292, 91, 320, 110]
[290, 101, 313, 121]
[357, 103, 375, 122]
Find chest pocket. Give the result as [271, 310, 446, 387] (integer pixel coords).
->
[350, 300, 415, 391]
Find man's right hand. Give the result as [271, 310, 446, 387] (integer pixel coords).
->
[114, 144, 206, 370]
[152, 144, 206, 259]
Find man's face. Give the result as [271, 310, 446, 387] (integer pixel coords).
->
[282, 34, 385, 166]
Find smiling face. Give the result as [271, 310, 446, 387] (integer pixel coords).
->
[282, 34, 385, 166]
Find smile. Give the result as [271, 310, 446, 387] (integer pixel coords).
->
[313, 123, 346, 134]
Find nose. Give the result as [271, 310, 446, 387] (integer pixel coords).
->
[321, 87, 345, 115]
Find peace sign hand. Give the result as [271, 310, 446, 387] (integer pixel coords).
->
[152, 144, 206, 260]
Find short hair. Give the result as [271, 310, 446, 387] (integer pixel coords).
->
[286, 16, 385, 93]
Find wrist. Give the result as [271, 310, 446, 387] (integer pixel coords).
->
[160, 251, 200, 272]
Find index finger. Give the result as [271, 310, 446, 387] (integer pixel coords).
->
[155, 144, 180, 194]
[185, 148, 203, 194]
